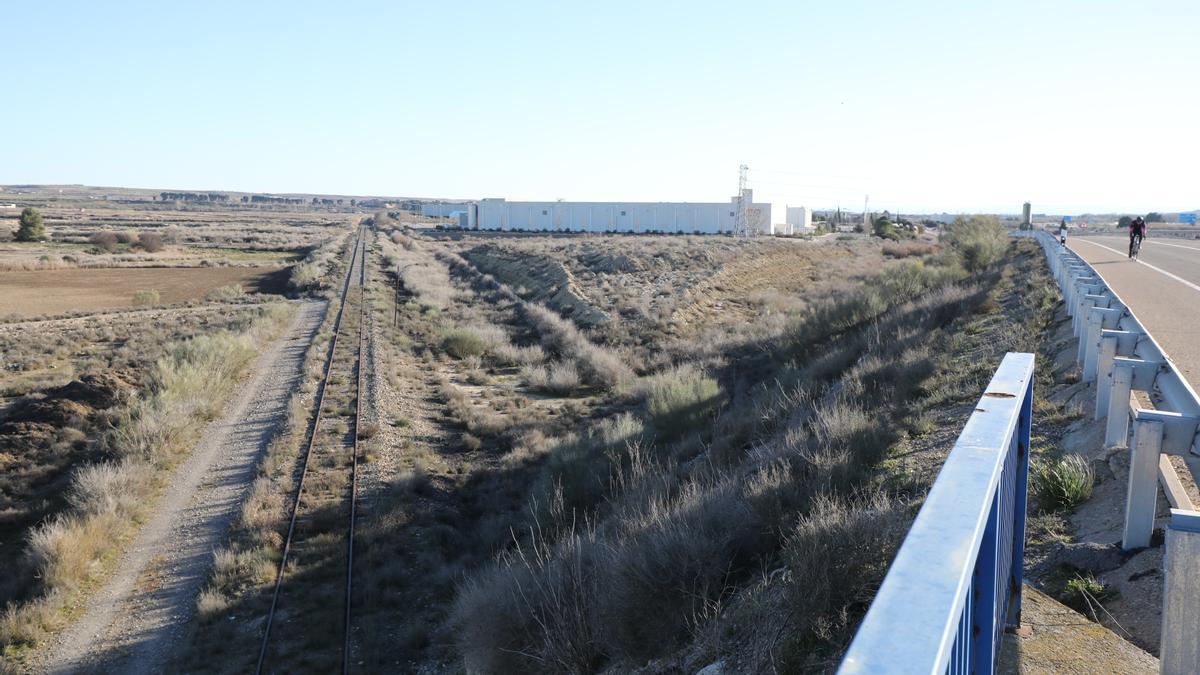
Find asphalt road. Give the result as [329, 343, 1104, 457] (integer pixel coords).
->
[1067, 235, 1200, 389]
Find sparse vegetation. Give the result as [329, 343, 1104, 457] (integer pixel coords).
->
[639, 363, 722, 438]
[0, 304, 293, 657]
[522, 361, 581, 394]
[205, 284, 245, 302]
[8, 209, 1066, 674]
[132, 289, 161, 306]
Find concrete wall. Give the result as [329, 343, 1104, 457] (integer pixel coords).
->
[476, 198, 771, 234]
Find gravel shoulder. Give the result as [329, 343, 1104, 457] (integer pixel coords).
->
[38, 299, 328, 675]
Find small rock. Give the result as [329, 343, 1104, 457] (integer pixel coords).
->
[1052, 541, 1130, 573]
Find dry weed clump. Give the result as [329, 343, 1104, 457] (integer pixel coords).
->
[439, 380, 510, 437]
[441, 327, 486, 359]
[137, 232, 164, 252]
[89, 231, 118, 252]
[638, 364, 723, 439]
[777, 490, 915, 660]
[522, 361, 581, 395]
[205, 284, 246, 302]
[131, 289, 160, 306]
[522, 303, 632, 390]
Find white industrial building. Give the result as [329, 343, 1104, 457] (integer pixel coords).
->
[778, 206, 813, 235]
[468, 193, 772, 234]
[420, 201, 473, 218]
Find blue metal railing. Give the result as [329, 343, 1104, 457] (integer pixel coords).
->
[839, 352, 1035, 675]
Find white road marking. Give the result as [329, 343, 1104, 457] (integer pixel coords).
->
[1074, 238, 1200, 293]
[1147, 239, 1200, 252]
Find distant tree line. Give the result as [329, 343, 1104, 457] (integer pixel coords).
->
[244, 195, 306, 205]
[311, 197, 346, 206]
[160, 192, 231, 202]
[1117, 213, 1166, 228]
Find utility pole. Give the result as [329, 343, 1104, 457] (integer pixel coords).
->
[734, 164, 751, 237]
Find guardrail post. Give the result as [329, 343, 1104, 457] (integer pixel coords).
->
[1106, 362, 1135, 447]
[1123, 419, 1164, 550]
[1161, 509, 1200, 675]
[1096, 333, 1118, 419]
[1082, 307, 1123, 382]
[1072, 288, 1105, 338]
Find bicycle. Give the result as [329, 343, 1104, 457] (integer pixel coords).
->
[1129, 234, 1143, 259]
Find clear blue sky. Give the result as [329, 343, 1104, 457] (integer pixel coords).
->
[6, 1, 1199, 214]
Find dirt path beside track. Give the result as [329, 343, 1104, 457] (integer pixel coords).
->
[38, 299, 327, 675]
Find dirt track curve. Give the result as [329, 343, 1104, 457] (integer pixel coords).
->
[39, 299, 327, 675]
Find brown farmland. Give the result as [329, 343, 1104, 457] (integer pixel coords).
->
[0, 266, 288, 318]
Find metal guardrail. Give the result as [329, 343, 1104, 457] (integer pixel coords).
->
[839, 352, 1034, 675]
[1017, 228, 1200, 673]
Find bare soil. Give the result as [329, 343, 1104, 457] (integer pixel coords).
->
[0, 266, 288, 318]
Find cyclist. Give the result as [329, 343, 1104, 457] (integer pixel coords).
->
[1129, 216, 1146, 259]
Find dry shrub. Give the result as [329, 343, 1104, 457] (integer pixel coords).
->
[132, 289, 160, 306]
[942, 215, 1007, 272]
[138, 232, 164, 252]
[379, 235, 455, 308]
[492, 342, 545, 367]
[289, 233, 348, 292]
[881, 241, 936, 258]
[522, 361, 581, 395]
[440, 381, 509, 437]
[523, 303, 632, 390]
[779, 490, 913, 665]
[115, 231, 138, 245]
[390, 231, 415, 250]
[358, 422, 381, 440]
[89, 231, 118, 252]
[441, 327, 486, 359]
[206, 284, 245, 302]
[639, 364, 722, 439]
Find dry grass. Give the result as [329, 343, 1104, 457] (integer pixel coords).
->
[639, 364, 723, 439]
[522, 303, 632, 390]
[0, 304, 294, 656]
[522, 361, 581, 395]
[446, 238, 1058, 673]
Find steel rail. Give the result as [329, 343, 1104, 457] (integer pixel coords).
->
[256, 228, 366, 675]
[344, 233, 367, 672]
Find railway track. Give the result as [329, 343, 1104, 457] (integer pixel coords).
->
[256, 227, 369, 674]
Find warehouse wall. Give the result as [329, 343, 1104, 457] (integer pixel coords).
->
[420, 202, 473, 218]
[476, 198, 771, 234]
